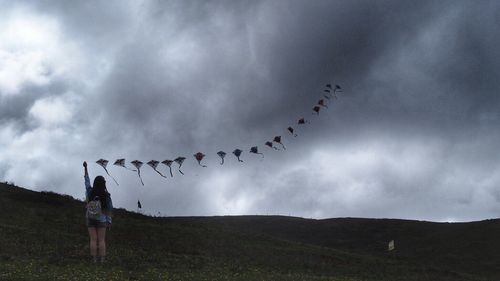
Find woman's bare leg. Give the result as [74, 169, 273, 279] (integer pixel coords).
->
[88, 227, 98, 259]
[97, 227, 107, 260]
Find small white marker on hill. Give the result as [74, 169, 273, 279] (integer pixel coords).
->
[388, 240, 395, 251]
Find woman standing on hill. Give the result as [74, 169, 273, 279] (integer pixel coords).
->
[83, 161, 113, 263]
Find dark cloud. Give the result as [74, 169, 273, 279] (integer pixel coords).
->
[0, 0, 499, 221]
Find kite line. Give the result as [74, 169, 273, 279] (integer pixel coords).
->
[92, 83, 344, 188]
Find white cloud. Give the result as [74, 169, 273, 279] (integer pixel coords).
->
[0, 6, 85, 95]
[28, 95, 74, 127]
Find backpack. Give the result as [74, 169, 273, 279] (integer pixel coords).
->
[86, 197, 102, 220]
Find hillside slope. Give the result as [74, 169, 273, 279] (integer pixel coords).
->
[0, 183, 498, 281]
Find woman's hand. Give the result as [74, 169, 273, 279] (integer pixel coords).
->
[83, 161, 88, 176]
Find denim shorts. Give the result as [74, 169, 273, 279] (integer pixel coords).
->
[86, 218, 108, 228]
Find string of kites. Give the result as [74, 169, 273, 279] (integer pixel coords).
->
[94, 83, 343, 188]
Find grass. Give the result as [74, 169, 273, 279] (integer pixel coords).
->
[0, 182, 498, 280]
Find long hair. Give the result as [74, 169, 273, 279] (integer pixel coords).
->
[89, 176, 110, 209]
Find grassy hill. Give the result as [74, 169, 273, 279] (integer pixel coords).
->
[0, 182, 498, 281]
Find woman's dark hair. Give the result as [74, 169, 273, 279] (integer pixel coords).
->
[89, 176, 110, 209]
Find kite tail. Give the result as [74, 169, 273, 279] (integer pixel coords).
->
[127, 167, 137, 172]
[104, 167, 119, 186]
[154, 169, 167, 178]
[168, 167, 173, 177]
[273, 147, 280, 151]
[137, 171, 144, 186]
[294, 133, 298, 137]
[220, 159, 224, 165]
[237, 158, 243, 163]
[280, 143, 286, 150]
[109, 175, 119, 186]
[178, 169, 184, 175]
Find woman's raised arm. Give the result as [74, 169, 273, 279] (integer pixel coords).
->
[83, 161, 88, 176]
[83, 161, 91, 200]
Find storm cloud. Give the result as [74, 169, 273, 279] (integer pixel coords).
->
[1, 0, 499, 221]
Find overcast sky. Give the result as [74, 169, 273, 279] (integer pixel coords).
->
[0, 0, 499, 222]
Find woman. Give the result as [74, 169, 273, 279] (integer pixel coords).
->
[83, 161, 113, 263]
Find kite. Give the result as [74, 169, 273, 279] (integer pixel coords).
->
[96, 159, 119, 185]
[233, 149, 243, 162]
[137, 200, 142, 209]
[324, 90, 333, 99]
[298, 118, 310, 124]
[334, 84, 342, 93]
[147, 160, 167, 178]
[113, 159, 137, 171]
[313, 106, 321, 115]
[87, 82, 344, 184]
[194, 152, 207, 167]
[318, 99, 328, 108]
[265, 141, 279, 150]
[130, 160, 145, 186]
[324, 89, 335, 99]
[217, 151, 226, 165]
[161, 160, 174, 177]
[174, 157, 186, 175]
[325, 84, 338, 99]
[250, 146, 264, 158]
[273, 136, 286, 150]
